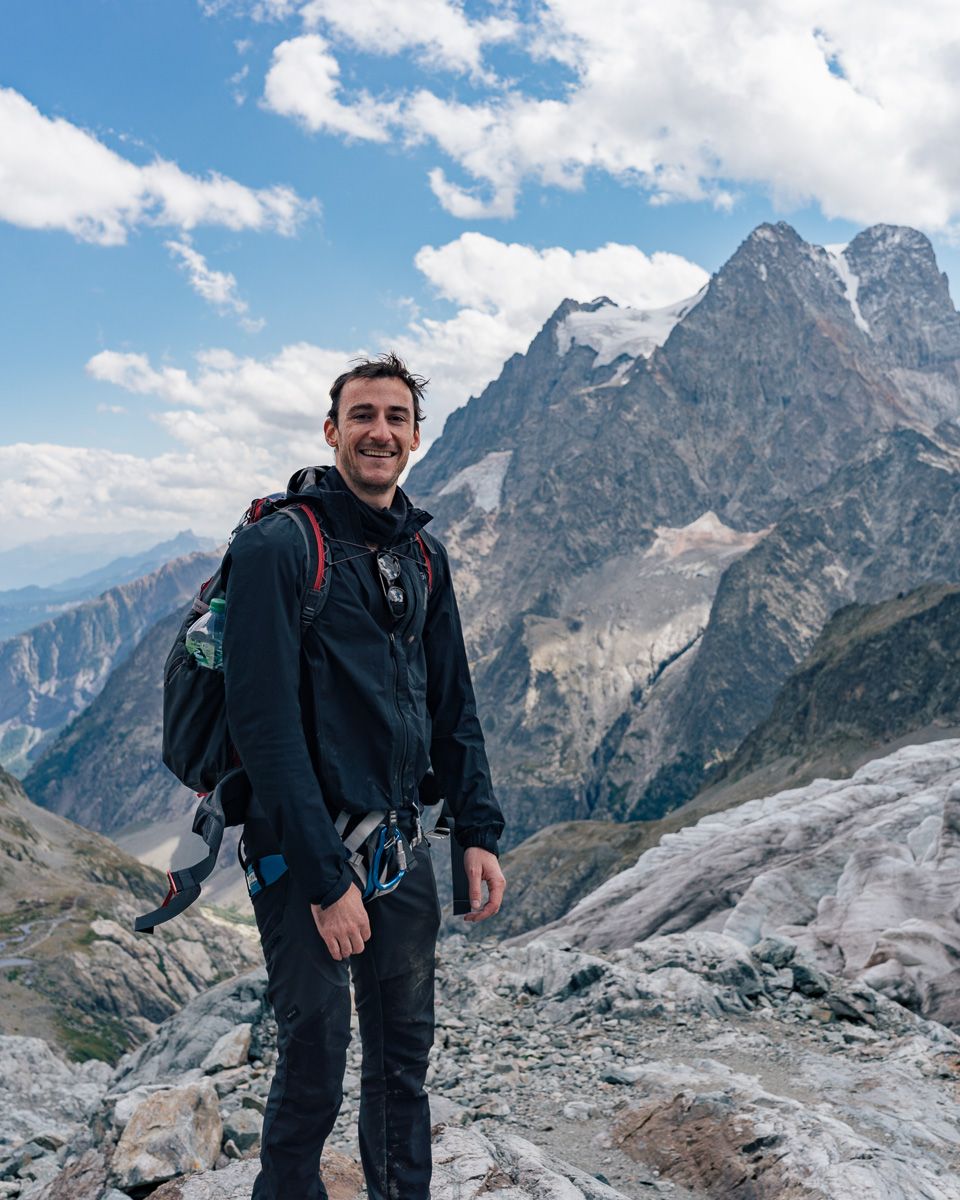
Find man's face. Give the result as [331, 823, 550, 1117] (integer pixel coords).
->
[324, 376, 421, 503]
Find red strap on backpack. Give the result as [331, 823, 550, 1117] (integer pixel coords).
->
[415, 532, 433, 595]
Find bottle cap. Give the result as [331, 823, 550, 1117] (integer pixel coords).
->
[210, 598, 226, 613]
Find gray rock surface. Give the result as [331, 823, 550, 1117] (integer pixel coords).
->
[0, 1037, 110, 1153]
[528, 739, 960, 1028]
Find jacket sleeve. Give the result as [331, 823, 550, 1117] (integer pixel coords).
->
[422, 539, 505, 855]
[221, 519, 353, 908]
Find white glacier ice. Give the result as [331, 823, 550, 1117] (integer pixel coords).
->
[555, 288, 708, 366]
[438, 449, 513, 513]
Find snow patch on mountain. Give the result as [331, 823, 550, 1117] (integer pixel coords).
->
[556, 289, 707, 366]
[825, 244, 871, 334]
[438, 450, 512, 513]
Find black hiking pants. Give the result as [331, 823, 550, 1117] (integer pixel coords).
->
[250, 838, 441, 1200]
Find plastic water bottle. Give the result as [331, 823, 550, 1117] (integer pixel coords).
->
[185, 598, 226, 670]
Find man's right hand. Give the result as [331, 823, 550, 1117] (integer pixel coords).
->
[311, 884, 371, 961]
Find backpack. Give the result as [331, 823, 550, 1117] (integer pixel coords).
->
[134, 492, 437, 933]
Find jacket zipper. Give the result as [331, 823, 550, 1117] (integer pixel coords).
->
[389, 631, 408, 804]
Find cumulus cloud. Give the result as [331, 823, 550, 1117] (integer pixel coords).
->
[166, 238, 265, 331]
[263, 34, 395, 139]
[0, 86, 317, 245]
[300, 0, 515, 77]
[256, 0, 960, 230]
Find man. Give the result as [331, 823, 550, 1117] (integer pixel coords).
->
[221, 352, 506, 1200]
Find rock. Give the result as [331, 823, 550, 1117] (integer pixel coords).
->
[148, 1150, 362, 1199]
[201, 1025, 252, 1074]
[613, 1057, 960, 1199]
[429, 1095, 468, 1128]
[221, 1108, 262, 1154]
[563, 1101, 595, 1120]
[0, 1036, 110, 1153]
[751, 935, 797, 968]
[431, 1125, 631, 1197]
[523, 740, 960, 1029]
[112, 971, 268, 1093]
[39, 1149, 108, 1200]
[792, 961, 830, 997]
[110, 1080, 222, 1191]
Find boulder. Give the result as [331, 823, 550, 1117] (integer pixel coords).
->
[110, 1079, 222, 1191]
[201, 1025, 252, 1074]
[149, 1150, 362, 1199]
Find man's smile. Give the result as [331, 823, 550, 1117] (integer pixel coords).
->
[360, 449, 397, 457]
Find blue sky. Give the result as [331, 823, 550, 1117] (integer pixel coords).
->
[1, 0, 958, 553]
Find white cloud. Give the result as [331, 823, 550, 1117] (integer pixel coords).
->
[166, 238, 265, 331]
[300, 0, 516, 77]
[263, 35, 395, 139]
[256, 0, 960, 231]
[0, 86, 317, 245]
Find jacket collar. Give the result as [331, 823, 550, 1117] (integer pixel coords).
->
[285, 464, 432, 547]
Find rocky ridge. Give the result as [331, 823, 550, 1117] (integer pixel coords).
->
[0, 532, 217, 642]
[0, 767, 258, 1063]
[0, 550, 219, 777]
[4, 923, 960, 1199]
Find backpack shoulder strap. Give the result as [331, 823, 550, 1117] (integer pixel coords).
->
[278, 503, 332, 632]
[414, 530, 434, 596]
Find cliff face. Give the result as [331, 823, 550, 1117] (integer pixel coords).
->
[598, 426, 960, 819]
[0, 766, 258, 1063]
[0, 551, 219, 777]
[407, 222, 960, 842]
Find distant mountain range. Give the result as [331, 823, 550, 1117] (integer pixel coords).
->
[0, 549, 220, 776]
[0, 531, 218, 640]
[0, 529, 164, 590]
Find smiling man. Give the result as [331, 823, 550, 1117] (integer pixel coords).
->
[221, 353, 505, 1200]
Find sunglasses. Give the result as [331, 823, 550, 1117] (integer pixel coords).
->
[376, 552, 406, 620]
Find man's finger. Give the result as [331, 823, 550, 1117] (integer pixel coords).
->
[467, 863, 483, 910]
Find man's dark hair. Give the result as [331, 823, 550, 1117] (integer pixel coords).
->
[328, 352, 428, 428]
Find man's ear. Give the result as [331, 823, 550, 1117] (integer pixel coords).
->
[323, 416, 338, 450]
[412, 426, 421, 452]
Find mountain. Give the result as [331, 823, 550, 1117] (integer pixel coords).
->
[0, 765, 258, 1064]
[407, 222, 960, 844]
[597, 425, 960, 819]
[495, 580, 960, 939]
[0, 530, 159, 590]
[23, 611, 193, 834]
[0, 531, 218, 641]
[0, 549, 220, 777]
[715, 581, 960, 795]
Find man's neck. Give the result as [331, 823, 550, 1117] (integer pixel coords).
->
[335, 469, 396, 510]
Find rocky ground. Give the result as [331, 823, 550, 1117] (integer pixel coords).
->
[3, 923, 960, 1199]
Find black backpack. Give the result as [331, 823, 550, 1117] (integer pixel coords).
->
[135, 493, 442, 932]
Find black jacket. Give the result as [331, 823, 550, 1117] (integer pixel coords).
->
[221, 465, 503, 907]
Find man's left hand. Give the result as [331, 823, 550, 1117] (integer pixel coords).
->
[463, 848, 505, 923]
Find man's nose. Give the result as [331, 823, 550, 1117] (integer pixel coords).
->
[369, 414, 391, 440]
